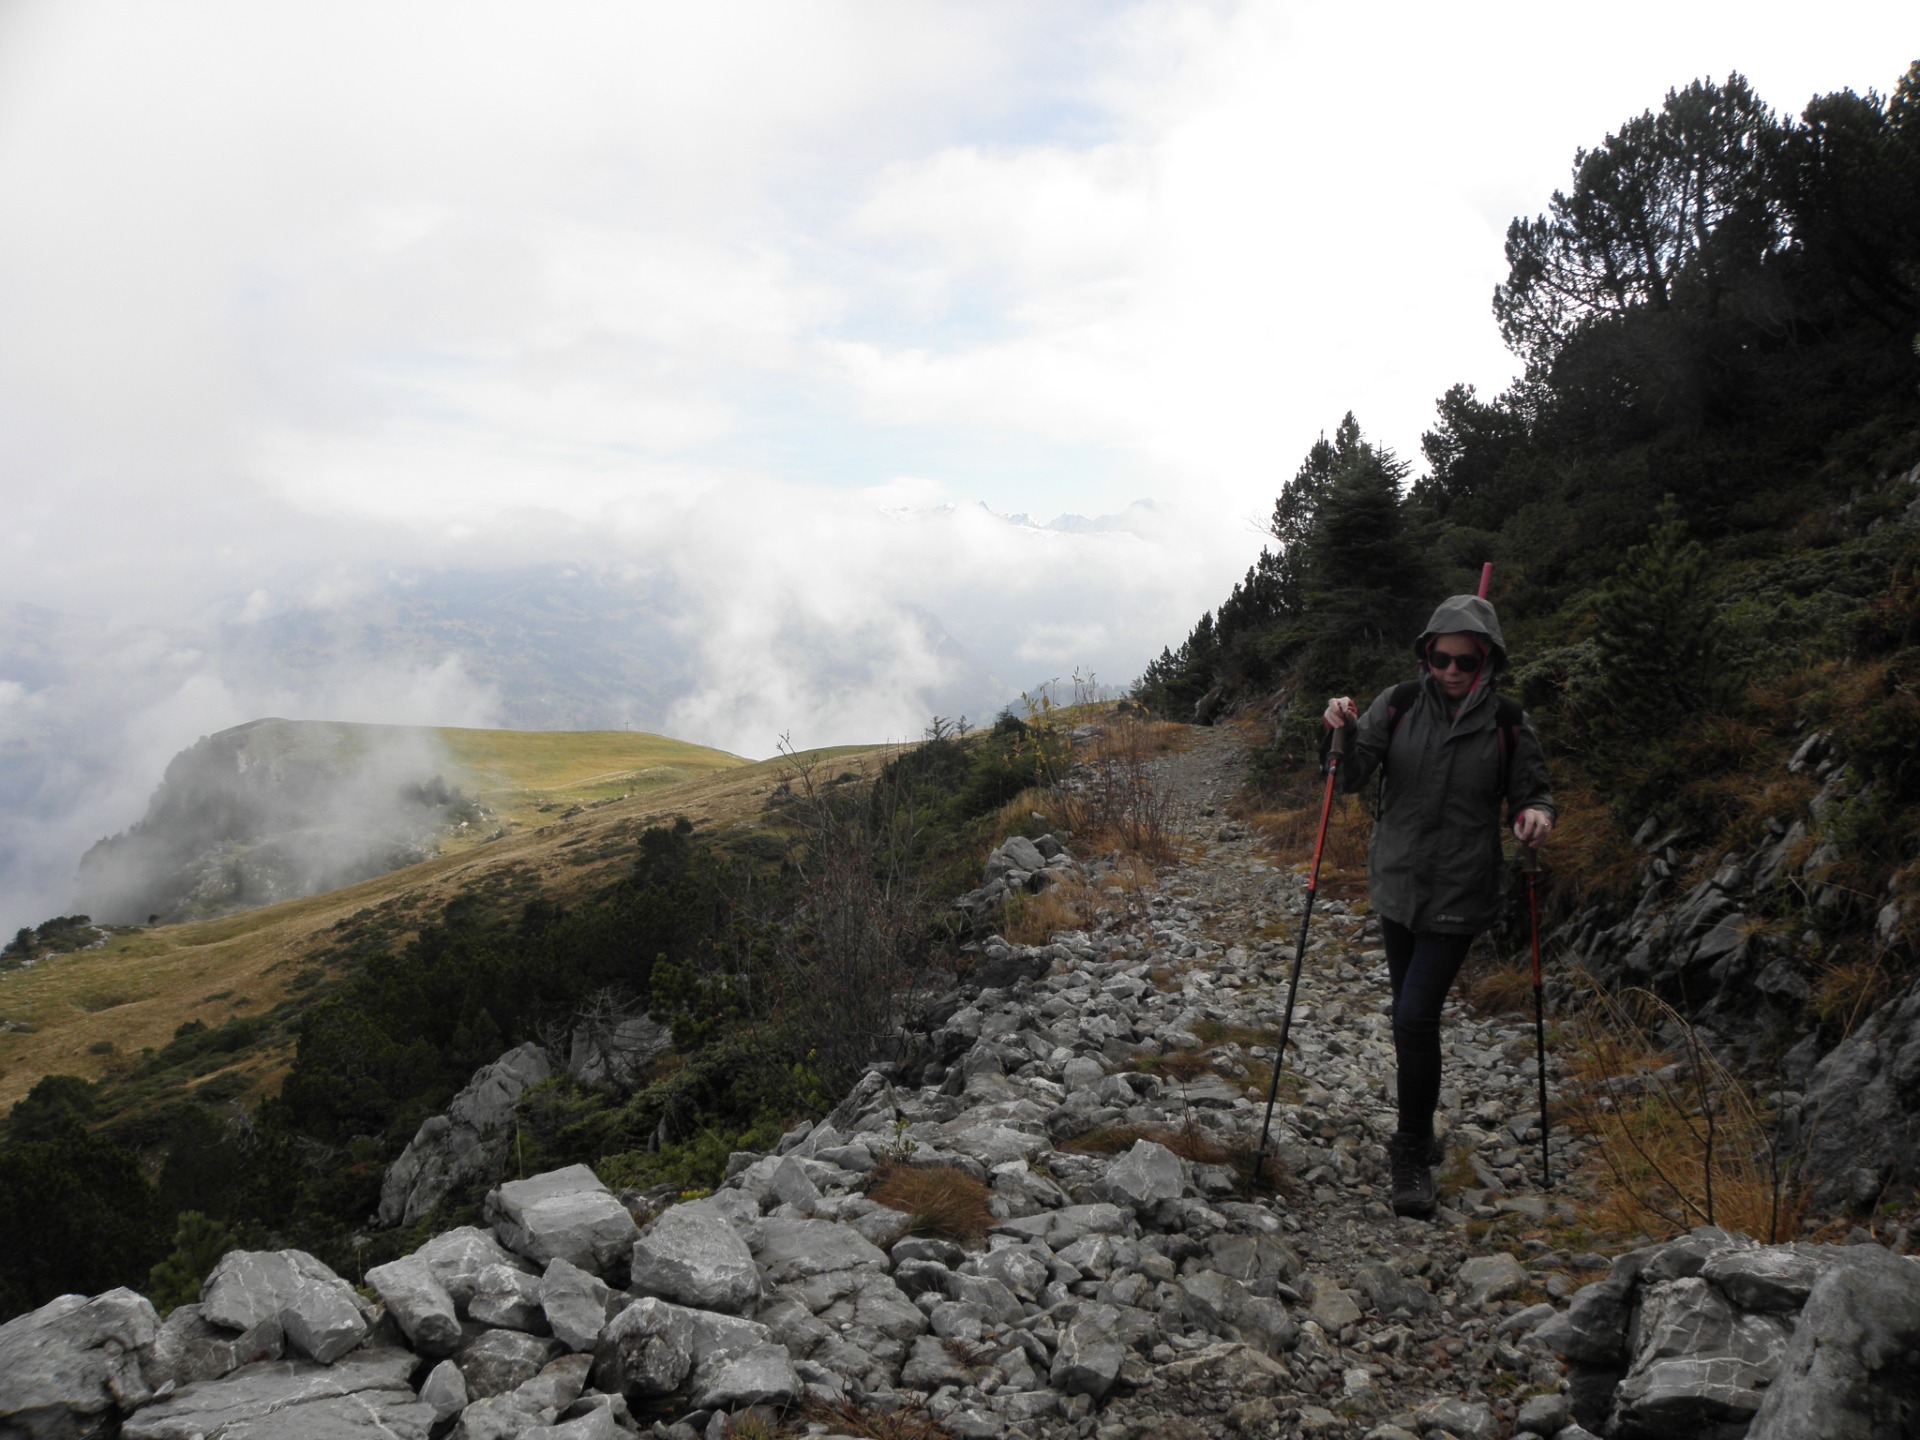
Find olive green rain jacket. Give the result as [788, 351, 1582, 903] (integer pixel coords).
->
[1334, 596, 1555, 935]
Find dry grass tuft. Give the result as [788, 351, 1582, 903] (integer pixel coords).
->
[1000, 877, 1091, 945]
[1564, 979, 1802, 1244]
[866, 1162, 993, 1244]
[1134, 1049, 1213, 1082]
[1243, 795, 1372, 900]
[1464, 963, 1536, 1017]
[1809, 957, 1891, 1032]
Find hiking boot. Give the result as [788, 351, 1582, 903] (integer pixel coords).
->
[1388, 1133, 1437, 1218]
[1425, 1133, 1447, 1167]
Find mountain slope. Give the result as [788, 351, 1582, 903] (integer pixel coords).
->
[0, 726, 874, 1112]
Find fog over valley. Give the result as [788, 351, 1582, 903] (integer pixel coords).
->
[1, 0, 1908, 934]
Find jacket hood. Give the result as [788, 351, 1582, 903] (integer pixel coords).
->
[1413, 594, 1508, 672]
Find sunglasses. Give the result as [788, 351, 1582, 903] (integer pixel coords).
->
[1427, 648, 1484, 673]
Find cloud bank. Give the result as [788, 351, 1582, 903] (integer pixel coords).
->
[0, 0, 1911, 930]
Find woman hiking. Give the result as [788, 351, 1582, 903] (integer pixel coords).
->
[1323, 594, 1554, 1218]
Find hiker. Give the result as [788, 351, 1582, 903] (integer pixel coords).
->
[1322, 594, 1555, 1218]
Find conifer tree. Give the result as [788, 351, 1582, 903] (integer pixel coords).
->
[1590, 497, 1725, 736]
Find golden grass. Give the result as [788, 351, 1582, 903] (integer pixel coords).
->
[1563, 981, 1802, 1244]
[866, 1162, 994, 1244]
[434, 725, 749, 842]
[1241, 794, 1372, 901]
[0, 739, 893, 1110]
[1000, 877, 1091, 946]
[1464, 964, 1536, 1017]
[1809, 957, 1892, 1031]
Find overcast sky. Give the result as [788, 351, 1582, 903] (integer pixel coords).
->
[0, 0, 1913, 928]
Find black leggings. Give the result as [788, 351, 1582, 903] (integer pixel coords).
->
[1380, 917, 1475, 1141]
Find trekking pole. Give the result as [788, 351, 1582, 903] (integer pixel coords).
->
[1478, 562, 1493, 599]
[1252, 723, 1345, 1191]
[1521, 841, 1551, 1189]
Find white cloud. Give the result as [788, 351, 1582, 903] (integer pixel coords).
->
[0, 0, 1913, 927]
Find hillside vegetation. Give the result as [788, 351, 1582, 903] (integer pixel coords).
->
[0, 706, 1106, 1320]
[0, 726, 765, 1113]
[1141, 62, 1920, 930]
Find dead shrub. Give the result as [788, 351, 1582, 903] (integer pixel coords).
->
[1564, 979, 1802, 1243]
[866, 1162, 992, 1243]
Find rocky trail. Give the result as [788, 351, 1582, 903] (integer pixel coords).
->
[5, 725, 1916, 1440]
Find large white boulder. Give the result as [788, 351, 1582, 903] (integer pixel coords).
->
[200, 1249, 367, 1364]
[628, 1202, 760, 1314]
[484, 1165, 638, 1277]
[0, 1288, 158, 1438]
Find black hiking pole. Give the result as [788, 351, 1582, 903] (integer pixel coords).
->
[1521, 841, 1551, 1189]
[1253, 723, 1345, 1191]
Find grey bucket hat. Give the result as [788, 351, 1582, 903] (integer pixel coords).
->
[1413, 594, 1508, 672]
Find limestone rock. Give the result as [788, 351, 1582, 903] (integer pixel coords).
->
[379, 1043, 553, 1228]
[592, 1296, 697, 1398]
[629, 1201, 760, 1313]
[119, 1347, 427, 1440]
[539, 1257, 614, 1352]
[414, 1227, 533, 1310]
[420, 1359, 469, 1423]
[1049, 1303, 1125, 1399]
[144, 1303, 284, 1392]
[687, 1342, 800, 1410]
[365, 1254, 462, 1357]
[1747, 1246, 1920, 1440]
[1799, 978, 1920, 1207]
[566, 1013, 671, 1090]
[456, 1329, 566, 1401]
[1103, 1138, 1184, 1211]
[0, 1288, 158, 1439]
[468, 1262, 548, 1333]
[1454, 1252, 1527, 1310]
[200, 1249, 367, 1364]
[484, 1165, 639, 1276]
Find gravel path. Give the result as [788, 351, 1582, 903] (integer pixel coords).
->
[1073, 723, 1591, 1438]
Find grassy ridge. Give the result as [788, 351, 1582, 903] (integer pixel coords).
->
[0, 728, 882, 1112]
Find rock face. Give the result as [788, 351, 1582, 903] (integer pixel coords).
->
[75, 717, 472, 926]
[1797, 978, 1920, 1208]
[379, 1043, 555, 1228]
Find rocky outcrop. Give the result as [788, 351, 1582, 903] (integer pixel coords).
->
[1539, 1226, 1920, 1439]
[76, 718, 477, 926]
[953, 833, 1082, 921]
[1796, 978, 1920, 1209]
[379, 1043, 555, 1227]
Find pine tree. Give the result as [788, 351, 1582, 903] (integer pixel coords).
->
[1590, 497, 1725, 737]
